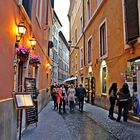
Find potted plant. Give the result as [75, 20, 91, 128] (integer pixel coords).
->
[16, 46, 30, 62]
[29, 54, 41, 67]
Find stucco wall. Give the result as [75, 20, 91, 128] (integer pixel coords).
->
[38, 89, 51, 113]
[0, 99, 17, 140]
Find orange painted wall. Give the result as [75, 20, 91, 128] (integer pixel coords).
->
[0, 0, 53, 100]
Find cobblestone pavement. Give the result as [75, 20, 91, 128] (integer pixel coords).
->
[84, 103, 140, 140]
[21, 101, 140, 140]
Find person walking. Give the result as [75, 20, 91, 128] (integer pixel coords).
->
[76, 84, 86, 112]
[51, 85, 58, 110]
[67, 84, 75, 112]
[58, 84, 67, 113]
[108, 83, 117, 120]
[116, 83, 130, 122]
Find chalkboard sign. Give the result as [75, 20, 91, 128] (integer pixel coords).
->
[24, 77, 38, 126]
[26, 102, 38, 126]
[24, 78, 37, 99]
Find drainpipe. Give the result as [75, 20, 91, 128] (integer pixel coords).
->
[82, 0, 86, 66]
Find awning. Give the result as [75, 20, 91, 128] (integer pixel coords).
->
[64, 76, 77, 82]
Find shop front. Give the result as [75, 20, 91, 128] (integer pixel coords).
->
[125, 57, 140, 117]
[84, 66, 95, 105]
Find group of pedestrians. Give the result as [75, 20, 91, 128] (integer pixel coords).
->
[108, 82, 130, 122]
[50, 83, 86, 114]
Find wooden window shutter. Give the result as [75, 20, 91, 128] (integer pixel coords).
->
[22, 0, 33, 20]
[124, 0, 139, 43]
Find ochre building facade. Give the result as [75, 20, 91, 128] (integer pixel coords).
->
[68, 0, 140, 115]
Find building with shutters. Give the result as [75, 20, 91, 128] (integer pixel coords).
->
[0, 0, 54, 139]
[68, 0, 140, 115]
[58, 31, 70, 84]
[52, 11, 62, 84]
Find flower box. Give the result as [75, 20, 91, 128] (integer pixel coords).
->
[16, 46, 30, 62]
[29, 54, 41, 67]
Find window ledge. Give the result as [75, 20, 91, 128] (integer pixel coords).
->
[100, 54, 108, 60]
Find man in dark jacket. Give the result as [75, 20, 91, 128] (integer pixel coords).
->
[76, 84, 86, 112]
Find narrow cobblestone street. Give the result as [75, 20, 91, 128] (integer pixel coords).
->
[21, 102, 140, 140]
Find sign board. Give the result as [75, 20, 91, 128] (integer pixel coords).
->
[24, 77, 38, 126]
[24, 77, 37, 99]
[13, 92, 34, 109]
[26, 105, 38, 126]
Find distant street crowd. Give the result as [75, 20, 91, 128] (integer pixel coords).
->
[50, 82, 140, 123]
[50, 83, 86, 114]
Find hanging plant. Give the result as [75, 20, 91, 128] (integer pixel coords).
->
[16, 46, 30, 62]
[29, 54, 41, 67]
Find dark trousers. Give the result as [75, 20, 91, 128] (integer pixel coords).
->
[78, 97, 84, 110]
[69, 101, 74, 111]
[59, 98, 66, 113]
[109, 97, 116, 118]
[117, 101, 129, 122]
[53, 96, 58, 110]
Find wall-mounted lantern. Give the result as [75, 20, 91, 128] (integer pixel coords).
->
[68, 40, 79, 49]
[30, 37, 36, 50]
[15, 22, 26, 47]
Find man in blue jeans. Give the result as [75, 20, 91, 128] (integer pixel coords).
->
[76, 84, 86, 112]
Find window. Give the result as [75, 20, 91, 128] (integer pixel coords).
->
[97, 0, 103, 7]
[80, 47, 84, 68]
[100, 21, 107, 57]
[87, 0, 91, 20]
[124, 0, 139, 43]
[36, 0, 43, 25]
[102, 66, 106, 93]
[80, 16, 83, 34]
[88, 37, 92, 64]
[75, 29, 77, 44]
[19, 0, 33, 20]
[75, 54, 78, 72]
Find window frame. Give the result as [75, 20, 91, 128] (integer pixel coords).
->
[36, 0, 43, 27]
[80, 47, 84, 69]
[86, 0, 91, 20]
[80, 16, 83, 34]
[99, 18, 108, 59]
[75, 54, 78, 72]
[122, 0, 140, 49]
[87, 36, 92, 65]
[75, 28, 78, 44]
[18, 0, 33, 23]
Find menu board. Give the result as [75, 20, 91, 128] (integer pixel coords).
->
[24, 77, 38, 126]
[26, 102, 38, 126]
[13, 92, 34, 109]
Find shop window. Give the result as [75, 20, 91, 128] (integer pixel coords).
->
[102, 66, 106, 93]
[81, 76, 84, 84]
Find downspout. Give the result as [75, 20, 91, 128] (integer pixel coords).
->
[82, 0, 86, 66]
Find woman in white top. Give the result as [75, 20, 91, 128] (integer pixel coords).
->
[67, 84, 75, 112]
